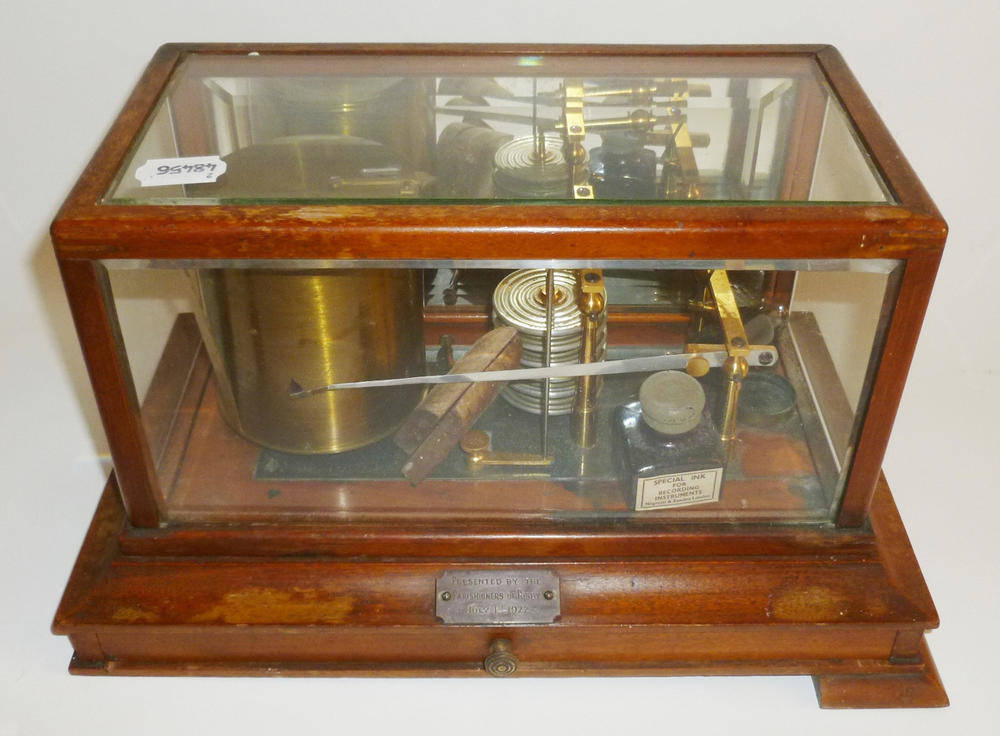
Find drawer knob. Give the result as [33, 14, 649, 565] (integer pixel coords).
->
[484, 638, 518, 677]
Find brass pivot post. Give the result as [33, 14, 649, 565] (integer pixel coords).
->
[572, 269, 607, 448]
[721, 353, 749, 446]
[660, 78, 702, 199]
[563, 80, 594, 200]
[708, 270, 751, 454]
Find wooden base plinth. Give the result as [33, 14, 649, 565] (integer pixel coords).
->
[53, 473, 945, 708]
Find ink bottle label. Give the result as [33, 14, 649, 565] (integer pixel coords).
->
[614, 371, 726, 511]
[636, 468, 723, 510]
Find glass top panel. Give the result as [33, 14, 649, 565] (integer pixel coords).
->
[106, 52, 892, 205]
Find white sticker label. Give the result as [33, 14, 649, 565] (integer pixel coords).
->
[636, 468, 723, 510]
[134, 156, 226, 187]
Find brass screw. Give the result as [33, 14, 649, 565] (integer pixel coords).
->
[440, 591, 452, 601]
[543, 590, 555, 600]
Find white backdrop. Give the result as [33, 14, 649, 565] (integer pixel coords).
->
[2, 1, 997, 733]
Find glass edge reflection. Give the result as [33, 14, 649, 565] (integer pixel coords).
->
[101, 258, 903, 273]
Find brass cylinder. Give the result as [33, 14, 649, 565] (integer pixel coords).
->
[572, 269, 607, 448]
[720, 355, 750, 450]
[248, 77, 435, 171]
[194, 268, 425, 454]
[571, 319, 601, 447]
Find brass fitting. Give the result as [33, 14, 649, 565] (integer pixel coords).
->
[572, 269, 607, 448]
[720, 355, 749, 449]
[459, 430, 553, 472]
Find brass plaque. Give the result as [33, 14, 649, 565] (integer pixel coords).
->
[435, 570, 560, 625]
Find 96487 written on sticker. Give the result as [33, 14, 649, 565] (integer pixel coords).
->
[134, 156, 226, 187]
[636, 468, 723, 510]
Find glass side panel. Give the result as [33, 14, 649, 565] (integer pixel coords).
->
[106, 259, 900, 525]
[106, 52, 892, 204]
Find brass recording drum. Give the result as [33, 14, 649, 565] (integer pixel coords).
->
[248, 77, 435, 171]
[194, 268, 426, 454]
[186, 136, 427, 454]
[188, 135, 433, 199]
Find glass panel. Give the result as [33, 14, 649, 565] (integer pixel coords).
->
[106, 259, 900, 525]
[809, 102, 890, 201]
[106, 52, 891, 205]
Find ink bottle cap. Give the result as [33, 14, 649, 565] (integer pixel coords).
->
[638, 370, 706, 436]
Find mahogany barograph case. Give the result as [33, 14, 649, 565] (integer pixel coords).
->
[50, 44, 948, 708]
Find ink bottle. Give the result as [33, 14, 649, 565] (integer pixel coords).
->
[588, 132, 657, 199]
[614, 371, 726, 511]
